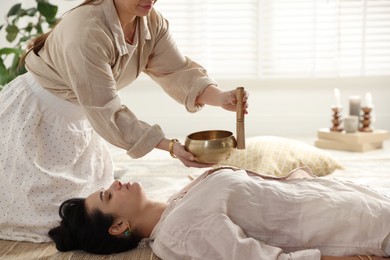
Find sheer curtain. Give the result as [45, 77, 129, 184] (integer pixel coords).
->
[156, 0, 390, 79]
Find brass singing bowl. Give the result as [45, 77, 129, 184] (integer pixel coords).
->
[184, 130, 237, 163]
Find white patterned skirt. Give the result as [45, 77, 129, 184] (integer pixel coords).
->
[0, 73, 115, 242]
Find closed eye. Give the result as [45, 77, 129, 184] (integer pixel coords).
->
[99, 190, 104, 202]
[100, 190, 112, 202]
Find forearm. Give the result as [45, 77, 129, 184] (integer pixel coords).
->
[156, 138, 170, 152]
[195, 84, 222, 106]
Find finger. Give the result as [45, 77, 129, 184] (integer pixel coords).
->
[242, 101, 249, 114]
[243, 91, 249, 102]
[186, 161, 215, 168]
[176, 144, 195, 161]
[178, 155, 215, 168]
[181, 150, 195, 161]
[233, 89, 248, 104]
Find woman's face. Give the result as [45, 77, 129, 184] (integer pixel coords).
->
[114, 0, 156, 17]
[85, 180, 146, 221]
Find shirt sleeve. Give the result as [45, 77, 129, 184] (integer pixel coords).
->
[185, 214, 321, 260]
[144, 11, 218, 113]
[59, 26, 164, 158]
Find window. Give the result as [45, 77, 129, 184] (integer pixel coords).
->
[156, 0, 390, 78]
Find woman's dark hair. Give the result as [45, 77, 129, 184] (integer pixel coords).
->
[48, 198, 142, 254]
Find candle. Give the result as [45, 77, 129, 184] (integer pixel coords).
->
[334, 88, 341, 107]
[349, 96, 361, 126]
[365, 92, 373, 108]
[344, 115, 358, 133]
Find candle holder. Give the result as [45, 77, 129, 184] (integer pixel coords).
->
[330, 106, 343, 132]
[359, 106, 373, 132]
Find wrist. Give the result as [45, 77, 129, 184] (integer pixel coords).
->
[168, 139, 179, 158]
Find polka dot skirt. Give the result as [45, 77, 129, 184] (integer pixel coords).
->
[0, 73, 115, 242]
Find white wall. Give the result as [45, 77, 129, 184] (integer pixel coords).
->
[118, 77, 390, 137]
[2, 0, 389, 137]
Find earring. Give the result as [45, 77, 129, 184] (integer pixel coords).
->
[124, 226, 131, 237]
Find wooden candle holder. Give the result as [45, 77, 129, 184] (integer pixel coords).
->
[359, 107, 373, 132]
[330, 106, 343, 132]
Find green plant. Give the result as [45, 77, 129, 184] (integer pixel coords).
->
[0, 0, 59, 89]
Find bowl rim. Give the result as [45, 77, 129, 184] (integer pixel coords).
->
[186, 130, 234, 141]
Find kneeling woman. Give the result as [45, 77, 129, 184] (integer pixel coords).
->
[49, 167, 390, 260]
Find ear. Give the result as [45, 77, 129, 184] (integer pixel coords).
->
[108, 218, 130, 236]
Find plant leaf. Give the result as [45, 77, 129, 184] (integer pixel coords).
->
[0, 58, 6, 70]
[0, 59, 9, 86]
[7, 4, 22, 17]
[6, 24, 19, 34]
[16, 8, 28, 18]
[11, 54, 21, 69]
[0, 47, 21, 56]
[19, 36, 31, 43]
[36, 23, 43, 34]
[26, 8, 37, 17]
[19, 65, 27, 75]
[46, 16, 58, 27]
[5, 25, 19, 43]
[37, 2, 58, 20]
[0, 0, 61, 88]
[24, 22, 34, 33]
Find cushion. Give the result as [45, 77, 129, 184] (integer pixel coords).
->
[218, 136, 343, 177]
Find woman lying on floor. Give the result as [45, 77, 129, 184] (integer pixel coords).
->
[49, 166, 390, 260]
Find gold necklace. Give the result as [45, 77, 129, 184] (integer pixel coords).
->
[124, 18, 138, 44]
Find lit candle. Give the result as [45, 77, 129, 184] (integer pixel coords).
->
[349, 95, 361, 119]
[365, 92, 373, 108]
[334, 88, 341, 107]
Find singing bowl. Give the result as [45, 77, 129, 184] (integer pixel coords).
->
[184, 130, 237, 163]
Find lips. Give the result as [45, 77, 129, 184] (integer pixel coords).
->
[125, 182, 131, 190]
[139, 3, 153, 10]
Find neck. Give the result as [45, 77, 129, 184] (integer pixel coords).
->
[134, 200, 168, 238]
[113, 0, 137, 29]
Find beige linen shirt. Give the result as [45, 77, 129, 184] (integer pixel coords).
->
[25, 0, 216, 158]
[150, 167, 390, 259]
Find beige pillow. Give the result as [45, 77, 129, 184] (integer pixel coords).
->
[218, 136, 343, 177]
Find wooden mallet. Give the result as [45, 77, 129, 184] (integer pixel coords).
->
[236, 87, 246, 149]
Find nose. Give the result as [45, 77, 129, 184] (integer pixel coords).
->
[109, 180, 123, 190]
